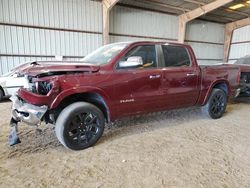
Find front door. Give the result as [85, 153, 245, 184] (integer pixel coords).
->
[112, 44, 165, 118]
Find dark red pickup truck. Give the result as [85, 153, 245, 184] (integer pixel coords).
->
[9, 41, 241, 150]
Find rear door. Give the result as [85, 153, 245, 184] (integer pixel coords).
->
[160, 44, 200, 108]
[112, 44, 165, 117]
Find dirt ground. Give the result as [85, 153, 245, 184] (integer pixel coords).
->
[0, 99, 250, 188]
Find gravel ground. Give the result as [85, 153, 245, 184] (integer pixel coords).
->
[0, 99, 250, 188]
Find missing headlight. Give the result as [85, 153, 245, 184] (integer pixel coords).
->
[32, 81, 53, 95]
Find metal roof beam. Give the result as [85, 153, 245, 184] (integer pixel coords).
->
[178, 0, 233, 43]
[224, 17, 250, 62]
[184, 0, 249, 17]
[102, 0, 119, 45]
[137, 0, 241, 23]
[139, 0, 189, 12]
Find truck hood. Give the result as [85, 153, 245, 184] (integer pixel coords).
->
[13, 61, 100, 77]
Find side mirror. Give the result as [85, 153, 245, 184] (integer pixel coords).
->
[119, 56, 143, 68]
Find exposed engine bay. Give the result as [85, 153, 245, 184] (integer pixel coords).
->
[26, 71, 85, 95]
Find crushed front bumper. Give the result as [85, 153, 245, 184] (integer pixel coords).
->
[10, 95, 48, 125]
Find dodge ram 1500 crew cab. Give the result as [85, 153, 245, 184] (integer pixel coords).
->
[9, 41, 241, 150]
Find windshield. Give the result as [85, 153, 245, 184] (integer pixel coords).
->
[81, 42, 129, 65]
[234, 56, 250, 65]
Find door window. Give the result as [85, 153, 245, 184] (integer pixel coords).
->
[117, 45, 157, 69]
[162, 45, 191, 67]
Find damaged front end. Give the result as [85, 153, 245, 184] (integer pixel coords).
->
[8, 76, 60, 146]
[9, 95, 49, 146]
[10, 95, 48, 125]
[8, 61, 100, 146]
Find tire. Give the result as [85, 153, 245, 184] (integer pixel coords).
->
[0, 89, 4, 101]
[202, 88, 227, 119]
[55, 102, 105, 150]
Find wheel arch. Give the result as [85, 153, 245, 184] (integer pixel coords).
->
[213, 82, 229, 95]
[202, 80, 229, 105]
[52, 92, 111, 123]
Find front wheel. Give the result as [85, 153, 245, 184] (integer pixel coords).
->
[202, 88, 227, 119]
[55, 102, 105, 150]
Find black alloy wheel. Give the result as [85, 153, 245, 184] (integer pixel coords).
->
[55, 102, 105, 150]
[65, 112, 100, 146]
[202, 88, 227, 119]
[209, 91, 226, 117]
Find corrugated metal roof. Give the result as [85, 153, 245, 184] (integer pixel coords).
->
[118, 0, 250, 24]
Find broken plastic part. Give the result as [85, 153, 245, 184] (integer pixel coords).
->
[10, 95, 48, 125]
[8, 119, 21, 146]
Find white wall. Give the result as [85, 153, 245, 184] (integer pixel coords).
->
[0, 0, 102, 75]
[228, 25, 250, 64]
[0, 0, 225, 75]
[186, 20, 224, 65]
[110, 6, 178, 42]
[110, 6, 225, 65]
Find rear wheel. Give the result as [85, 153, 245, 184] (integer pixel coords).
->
[55, 102, 105, 150]
[202, 88, 227, 119]
[0, 89, 4, 101]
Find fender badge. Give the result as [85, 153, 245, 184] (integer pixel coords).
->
[120, 99, 135, 103]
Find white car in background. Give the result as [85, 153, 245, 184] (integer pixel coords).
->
[0, 59, 66, 101]
[0, 71, 29, 101]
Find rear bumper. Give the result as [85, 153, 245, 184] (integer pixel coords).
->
[10, 95, 48, 125]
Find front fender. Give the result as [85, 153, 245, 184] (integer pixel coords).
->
[50, 86, 111, 110]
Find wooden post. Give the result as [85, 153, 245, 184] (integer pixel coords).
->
[178, 16, 187, 44]
[178, 0, 233, 43]
[102, 0, 119, 45]
[224, 18, 250, 62]
[224, 24, 234, 62]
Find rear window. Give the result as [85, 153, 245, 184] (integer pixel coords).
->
[162, 45, 191, 67]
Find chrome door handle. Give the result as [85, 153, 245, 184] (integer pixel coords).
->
[149, 74, 161, 79]
[186, 73, 196, 76]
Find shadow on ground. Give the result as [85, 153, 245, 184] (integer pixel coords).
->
[233, 96, 250, 104]
[4, 106, 203, 158]
[4, 97, 250, 157]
